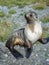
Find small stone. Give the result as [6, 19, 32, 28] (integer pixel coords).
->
[46, 59, 49, 62]
[4, 54, 8, 57]
[2, 60, 6, 62]
[36, 54, 38, 57]
[48, 54, 49, 56]
[13, 59, 16, 63]
[44, 48, 47, 51]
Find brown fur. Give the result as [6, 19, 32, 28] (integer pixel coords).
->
[13, 37, 24, 46]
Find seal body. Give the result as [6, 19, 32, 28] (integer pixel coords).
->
[6, 11, 47, 53]
[6, 11, 43, 50]
[25, 21, 42, 44]
[6, 28, 26, 50]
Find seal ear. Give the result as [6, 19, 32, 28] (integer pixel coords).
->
[25, 13, 29, 20]
[25, 13, 28, 23]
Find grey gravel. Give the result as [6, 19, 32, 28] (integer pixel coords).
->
[0, 41, 49, 65]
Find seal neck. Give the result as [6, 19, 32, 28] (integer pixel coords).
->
[27, 20, 38, 25]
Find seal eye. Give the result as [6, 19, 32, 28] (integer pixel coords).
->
[30, 14, 32, 17]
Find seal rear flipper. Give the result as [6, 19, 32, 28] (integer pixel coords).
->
[5, 37, 13, 49]
[38, 37, 49, 44]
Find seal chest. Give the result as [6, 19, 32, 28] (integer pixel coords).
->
[25, 21, 42, 43]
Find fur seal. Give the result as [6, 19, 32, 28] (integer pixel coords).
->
[5, 11, 47, 52]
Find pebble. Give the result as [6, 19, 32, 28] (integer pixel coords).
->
[44, 48, 47, 51]
[48, 54, 49, 56]
[46, 59, 49, 62]
[13, 59, 16, 63]
[36, 54, 38, 57]
[4, 54, 8, 57]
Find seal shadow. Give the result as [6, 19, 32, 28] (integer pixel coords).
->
[8, 48, 23, 59]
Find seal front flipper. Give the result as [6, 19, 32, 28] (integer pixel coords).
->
[25, 48, 32, 58]
[25, 39, 32, 58]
